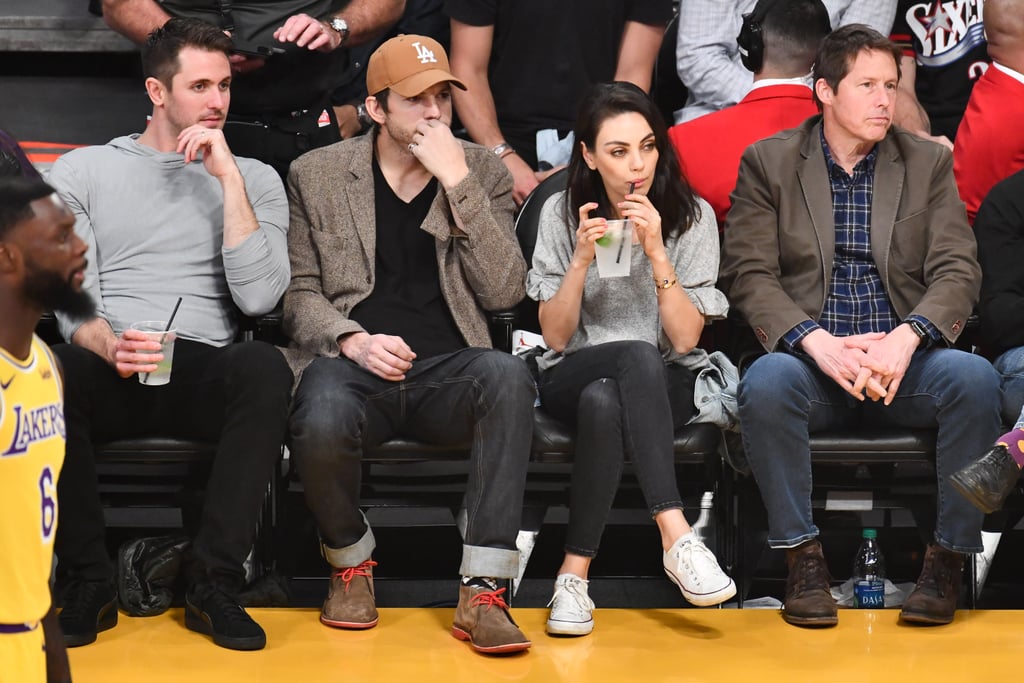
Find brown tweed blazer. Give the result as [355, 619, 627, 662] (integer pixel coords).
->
[720, 116, 979, 351]
[279, 132, 524, 379]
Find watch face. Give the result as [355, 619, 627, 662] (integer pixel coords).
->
[330, 18, 349, 34]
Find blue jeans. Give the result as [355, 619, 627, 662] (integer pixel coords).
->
[738, 348, 1001, 553]
[993, 346, 1024, 428]
[288, 348, 535, 579]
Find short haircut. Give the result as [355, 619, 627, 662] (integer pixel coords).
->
[762, 0, 832, 76]
[0, 176, 55, 239]
[812, 24, 903, 109]
[141, 17, 233, 87]
[375, 88, 391, 114]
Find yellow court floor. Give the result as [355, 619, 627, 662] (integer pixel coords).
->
[69, 607, 1015, 682]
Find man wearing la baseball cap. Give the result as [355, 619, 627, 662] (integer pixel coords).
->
[281, 34, 534, 655]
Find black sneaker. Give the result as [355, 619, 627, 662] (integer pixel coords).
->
[185, 583, 266, 651]
[59, 579, 118, 647]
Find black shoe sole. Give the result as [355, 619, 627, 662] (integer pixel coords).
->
[949, 471, 1001, 514]
[62, 601, 118, 648]
[184, 601, 266, 651]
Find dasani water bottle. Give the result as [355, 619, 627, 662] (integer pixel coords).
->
[852, 528, 886, 608]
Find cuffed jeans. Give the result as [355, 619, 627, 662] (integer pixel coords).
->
[539, 341, 697, 557]
[992, 346, 1024, 428]
[288, 348, 534, 579]
[738, 348, 1000, 553]
[54, 340, 293, 589]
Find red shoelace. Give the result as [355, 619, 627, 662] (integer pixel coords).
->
[469, 586, 509, 611]
[333, 559, 377, 593]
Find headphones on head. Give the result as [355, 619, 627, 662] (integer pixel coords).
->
[737, 0, 783, 73]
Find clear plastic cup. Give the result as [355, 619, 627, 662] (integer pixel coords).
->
[130, 321, 177, 386]
[594, 219, 634, 278]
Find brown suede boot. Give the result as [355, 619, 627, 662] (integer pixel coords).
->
[451, 584, 531, 654]
[900, 544, 963, 625]
[320, 560, 378, 629]
[782, 540, 838, 627]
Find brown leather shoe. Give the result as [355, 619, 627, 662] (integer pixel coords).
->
[782, 540, 838, 627]
[452, 584, 531, 654]
[900, 544, 963, 625]
[320, 560, 378, 629]
[950, 444, 1022, 514]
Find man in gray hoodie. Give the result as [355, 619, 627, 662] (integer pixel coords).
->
[47, 18, 292, 652]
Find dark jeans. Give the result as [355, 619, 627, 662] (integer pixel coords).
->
[54, 339, 293, 589]
[288, 348, 534, 579]
[224, 101, 341, 180]
[739, 349, 1001, 553]
[538, 341, 697, 557]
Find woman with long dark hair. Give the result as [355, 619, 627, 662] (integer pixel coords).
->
[526, 82, 734, 636]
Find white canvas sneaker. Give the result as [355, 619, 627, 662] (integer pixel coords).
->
[546, 574, 595, 636]
[663, 532, 736, 606]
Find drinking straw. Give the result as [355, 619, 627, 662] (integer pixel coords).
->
[615, 182, 637, 264]
[141, 296, 182, 385]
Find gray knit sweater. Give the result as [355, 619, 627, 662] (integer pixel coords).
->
[526, 190, 728, 372]
[50, 135, 289, 347]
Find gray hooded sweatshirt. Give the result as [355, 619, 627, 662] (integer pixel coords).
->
[49, 134, 289, 347]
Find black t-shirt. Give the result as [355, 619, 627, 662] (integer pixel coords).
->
[158, 0, 350, 114]
[891, 0, 989, 140]
[443, 0, 672, 167]
[349, 159, 465, 359]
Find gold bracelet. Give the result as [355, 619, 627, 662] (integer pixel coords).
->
[654, 276, 677, 291]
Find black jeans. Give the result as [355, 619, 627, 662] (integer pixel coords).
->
[288, 348, 534, 579]
[539, 340, 696, 557]
[54, 340, 293, 589]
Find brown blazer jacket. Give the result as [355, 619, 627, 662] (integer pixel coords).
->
[280, 132, 525, 378]
[720, 116, 979, 352]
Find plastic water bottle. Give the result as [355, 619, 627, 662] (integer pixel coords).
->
[852, 528, 886, 608]
[691, 491, 716, 551]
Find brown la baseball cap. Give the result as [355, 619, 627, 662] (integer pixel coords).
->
[366, 34, 467, 98]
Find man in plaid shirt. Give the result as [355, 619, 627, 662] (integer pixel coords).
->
[721, 25, 1000, 628]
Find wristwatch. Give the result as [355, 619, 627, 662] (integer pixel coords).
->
[355, 102, 372, 131]
[907, 319, 931, 347]
[327, 17, 350, 46]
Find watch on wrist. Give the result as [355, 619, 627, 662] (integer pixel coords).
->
[907, 319, 931, 346]
[355, 102, 372, 130]
[327, 17, 350, 46]
[490, 142, 512, 158]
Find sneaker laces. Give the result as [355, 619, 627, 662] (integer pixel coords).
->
[673, 538, 724, 585]
[333, 560, 377, 594]
[197, 587, 257, 630]
[547, 575, 595, 612]
[469, 586, 510, 612]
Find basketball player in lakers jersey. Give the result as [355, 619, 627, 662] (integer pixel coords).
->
[0, 176, 92, 683]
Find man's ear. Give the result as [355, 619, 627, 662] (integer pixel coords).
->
[814, 78, 834, 108]
[145, 76, 167, 107]
[365, 97, 387, 126]
[0, 242, 22, 275]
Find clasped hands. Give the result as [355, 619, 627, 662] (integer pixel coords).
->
[801, 325, 920, 405]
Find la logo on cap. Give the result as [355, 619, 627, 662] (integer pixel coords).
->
[413, 41, 437, 65]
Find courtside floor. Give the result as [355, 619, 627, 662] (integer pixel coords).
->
[69, 607, 1014, 682]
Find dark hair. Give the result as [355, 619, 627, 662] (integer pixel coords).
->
[565, 82, 700, 240]
[762, 0, 831, 76]
[141, 17, 233, 87]
[375, 88, 391, 114]
[812, 24, 903, 109]
[0, 176, 56, 239]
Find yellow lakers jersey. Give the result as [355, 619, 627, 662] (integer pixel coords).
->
[0, 334, 64, 625]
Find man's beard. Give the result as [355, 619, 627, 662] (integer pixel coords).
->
[23, 265, 95, 318]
